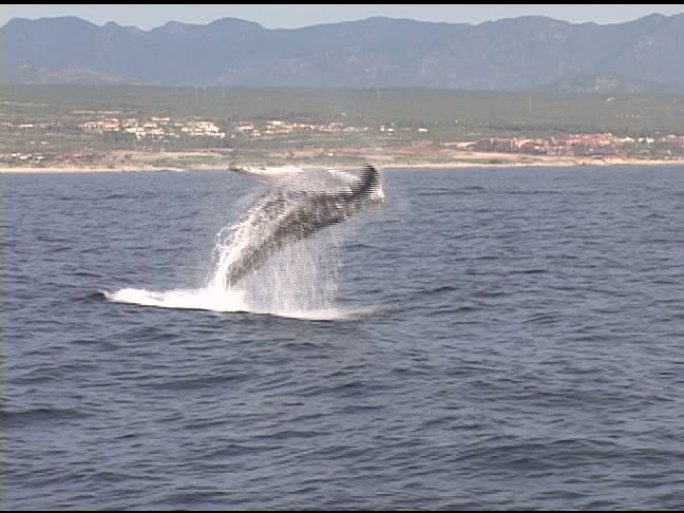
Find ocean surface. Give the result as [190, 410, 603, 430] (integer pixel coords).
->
[3, 165, 684, 510]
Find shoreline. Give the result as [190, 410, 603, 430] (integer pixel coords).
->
[1, 153, 683, 174]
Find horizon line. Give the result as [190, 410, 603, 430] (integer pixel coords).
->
[2, 11, 682, 32]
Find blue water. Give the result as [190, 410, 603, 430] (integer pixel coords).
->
[3, 166, 684, 510]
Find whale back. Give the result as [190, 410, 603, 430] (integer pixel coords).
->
[222, 164, 384, 287]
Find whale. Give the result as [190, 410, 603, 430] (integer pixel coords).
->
[222, 164, 384, 287]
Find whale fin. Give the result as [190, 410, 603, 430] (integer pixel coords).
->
[228, 164, 304, 183]
[350, 164, 380, 195]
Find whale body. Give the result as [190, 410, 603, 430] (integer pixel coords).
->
[222, 164, 384, 287]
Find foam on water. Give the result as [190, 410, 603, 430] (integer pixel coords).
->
[102, 286, 249, 313]
[103, 285, 379, 321]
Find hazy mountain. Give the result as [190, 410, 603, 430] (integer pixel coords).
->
[543, 73, 680, 94]
[2, 14, 684, 91]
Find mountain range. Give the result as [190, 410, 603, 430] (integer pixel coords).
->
[2, 13, 684, 92]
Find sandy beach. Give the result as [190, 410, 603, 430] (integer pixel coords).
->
[1, 149, 682, 173]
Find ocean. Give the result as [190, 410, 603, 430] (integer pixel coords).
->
[3, 165, 684, 510]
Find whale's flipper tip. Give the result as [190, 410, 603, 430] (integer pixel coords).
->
[228, 164, 251, 175]
[228, 164, 305, 183]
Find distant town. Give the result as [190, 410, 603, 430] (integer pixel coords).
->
[2, 86, 684, 170]
[3, 112, 684, 169]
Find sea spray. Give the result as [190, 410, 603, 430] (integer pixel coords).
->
[216, 166, 383, 288]
[107, 166, 384, 318]
[204, 177, 361, 314]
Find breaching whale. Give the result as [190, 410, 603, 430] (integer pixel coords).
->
[222, 164, 384, 287]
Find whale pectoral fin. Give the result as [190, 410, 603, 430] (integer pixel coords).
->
[228, 164, 262, 175]
[228, 164, 297, 184]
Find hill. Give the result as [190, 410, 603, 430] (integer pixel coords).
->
[2, 14, 684, 91]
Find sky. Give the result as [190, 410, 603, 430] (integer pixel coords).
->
[2, 4, 684, 30]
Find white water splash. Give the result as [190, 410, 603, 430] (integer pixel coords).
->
[104, 232, 353, 320]
[105, 169, 384, 320]
[104, 227, 350, 318]
[103, 286, 249, 313]
[207, 214, 348, 315]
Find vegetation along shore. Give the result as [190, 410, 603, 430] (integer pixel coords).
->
[2, 85, 683, 173]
